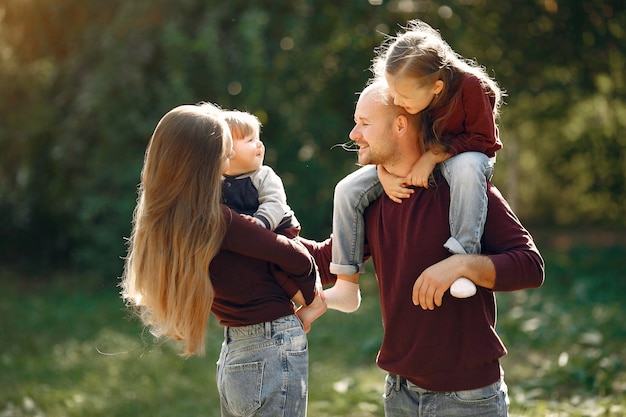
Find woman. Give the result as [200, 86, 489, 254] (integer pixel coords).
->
[120, 103, 319, 416]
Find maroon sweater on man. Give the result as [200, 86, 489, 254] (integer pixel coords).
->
[305, 178, 544, 392]
[209, 206, 316, 327]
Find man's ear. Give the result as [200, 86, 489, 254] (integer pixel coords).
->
[394, 114, 409, 137]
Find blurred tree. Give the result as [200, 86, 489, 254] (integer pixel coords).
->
[0, 0, 624, 278]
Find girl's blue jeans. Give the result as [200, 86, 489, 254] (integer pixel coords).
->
[383, 374, 509, 416]
[217, 314, 309, 417]
[330, 152, 494, 275]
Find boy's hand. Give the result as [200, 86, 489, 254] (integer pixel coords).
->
[377, 165, 413, 204]
[240, 214, 266, 228]
[296, 291, 327, 333]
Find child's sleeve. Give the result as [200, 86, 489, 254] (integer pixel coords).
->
[251, 166, 290, 230]
[446, 75, 501, 157]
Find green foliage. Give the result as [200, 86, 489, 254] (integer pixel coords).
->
[2, 245, 626, 416]
[1, 0, 625, 278]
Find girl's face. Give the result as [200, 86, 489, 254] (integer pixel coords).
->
[385, 73, 443, 115]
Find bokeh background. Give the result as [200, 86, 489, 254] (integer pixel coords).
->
[1, 1, 625, 416]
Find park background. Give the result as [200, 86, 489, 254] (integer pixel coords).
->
[1, 0, 625, 416]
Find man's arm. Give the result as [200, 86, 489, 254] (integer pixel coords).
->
[412, 182, 545, 310]
[412, 254, 495, 310]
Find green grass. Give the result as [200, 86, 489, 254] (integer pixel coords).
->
[1, 244, 625, 416]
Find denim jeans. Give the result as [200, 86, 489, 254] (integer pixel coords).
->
[217, 315, 309, 417]
[383, 374, 509, 417]
[440, 152, 494, 255]
[330, 165, 381, 275]
[330, 152, 495, 274]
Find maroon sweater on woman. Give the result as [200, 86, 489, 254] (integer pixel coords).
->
[209, 206, 316, 327]
[305, 178, 544, 392]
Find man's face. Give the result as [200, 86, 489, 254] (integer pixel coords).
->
[224, 133, 265, 176]
[349, 90, 397, 166]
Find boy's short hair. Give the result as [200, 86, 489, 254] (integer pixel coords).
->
[223, 110, 262, 140]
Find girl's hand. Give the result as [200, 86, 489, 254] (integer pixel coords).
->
[405, 150, 452, 189]
[405, 157, 436, 189]
[377, 165, 413, 204]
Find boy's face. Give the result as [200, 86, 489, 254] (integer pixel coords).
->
[223, 133, 265, 176]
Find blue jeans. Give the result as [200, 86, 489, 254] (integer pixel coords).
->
[331, 165, 381, 275]
[440, 152, 494, 255]
[383, 374, 509, 417]
[330, 153, 494, 275]
[217, 315, 309, 417]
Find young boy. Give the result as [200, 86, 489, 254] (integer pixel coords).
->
[221, 110, 333, 331]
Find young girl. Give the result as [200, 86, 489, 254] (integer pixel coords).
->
[120, 104, 321, 416]
[328, 20, 503, 306]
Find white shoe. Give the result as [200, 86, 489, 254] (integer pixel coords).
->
[450, 277, 477, 298]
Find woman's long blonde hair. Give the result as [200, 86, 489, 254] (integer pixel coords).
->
[121, 104, 230, 357]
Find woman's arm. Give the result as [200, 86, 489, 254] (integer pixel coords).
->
[220, 206, 317, 303]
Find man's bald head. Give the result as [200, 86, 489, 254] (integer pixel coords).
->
[360, 79, 410, 121]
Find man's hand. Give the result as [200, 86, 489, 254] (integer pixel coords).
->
[412, 256, 460, 310]
[412, 254, 495, 310]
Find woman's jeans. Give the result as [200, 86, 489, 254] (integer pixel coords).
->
[330, 152, 494, 275]
[383, 374, 509, 417]
[217, 315, 309, 417]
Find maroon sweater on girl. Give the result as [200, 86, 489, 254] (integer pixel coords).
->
[209, 206, 316, 327]
[304, 178, 544, 392]
[437, 72, 502, 157]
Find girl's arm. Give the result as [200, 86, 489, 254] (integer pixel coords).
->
[405, 149, 451, 189]
[378, 148, 451, 202]
[445, 74, 500, 156]
[377, 165, 413, 203]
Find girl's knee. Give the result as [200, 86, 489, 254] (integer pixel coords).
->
[445, 153, 489, 185]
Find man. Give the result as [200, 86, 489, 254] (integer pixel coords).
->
[306, 80, 544, 416]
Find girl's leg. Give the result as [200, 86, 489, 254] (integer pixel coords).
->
[441, 152, 493, 254]
[441, 152, 494, 298]
[327, 165, 383, 312]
